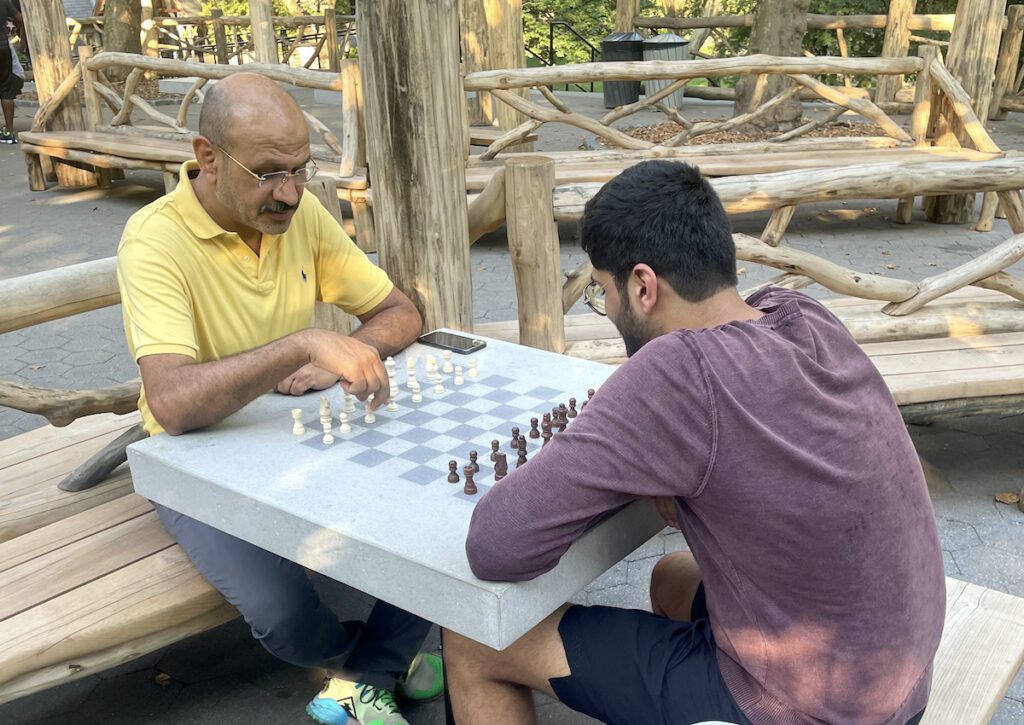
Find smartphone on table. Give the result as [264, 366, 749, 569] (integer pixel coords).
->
[417, 330, 487, 355]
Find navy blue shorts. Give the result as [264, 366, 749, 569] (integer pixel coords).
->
[549, 585, 751, 725]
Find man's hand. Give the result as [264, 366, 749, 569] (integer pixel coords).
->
[276, 363, 339, 396]
[307, 330, 390, 409]
[648, 496, 680, 530]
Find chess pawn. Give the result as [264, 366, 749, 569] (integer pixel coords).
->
[580, 400, 587, 413]
[529, 417, 540, 439]
[364, 396, 376, 424]
[343, 391, 356, 414]
[557, 405, 568, 432]
[516, 439, 528, 468]
[490, 439, 500, 462]
[407, 370, 418, 391]
[454, 366, 464, 385]
[447, 460, 460, 484]
[542, 412, 552, 428]
[493, 452, 508, 481]
[338, 412, 351, 433]
[322, 421, 335, 445]
[541, 421, 552, 447]
[411, 382, 423, 403]
[442, 350, 454, 374]
[567, 398, 578, 418]
[469, 450, 480, 473]
[587, 388, 596, 401]
[463, 465, 478, 495]
[467, 357, 478, 378]
[509, 426, 520, 448]
[434, 379, 445, 395]
[291, 408, 306, 435]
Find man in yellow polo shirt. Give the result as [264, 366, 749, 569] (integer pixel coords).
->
[117, 73, 442, 725]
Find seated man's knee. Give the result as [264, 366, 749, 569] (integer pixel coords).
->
[650, 551, 701, 619]
[245, 587, 335, 666]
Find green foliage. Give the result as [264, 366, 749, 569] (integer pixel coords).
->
[522, 1, 618, 65]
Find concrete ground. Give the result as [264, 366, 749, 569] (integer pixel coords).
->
[0, 90, 1022, 723]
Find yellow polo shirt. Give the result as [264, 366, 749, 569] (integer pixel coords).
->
[117, 161, 393, 435]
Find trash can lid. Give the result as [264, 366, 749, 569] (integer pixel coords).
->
[644, 32, 688, 47]
[602, 31, 646, 43]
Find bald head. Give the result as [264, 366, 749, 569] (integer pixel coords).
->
[199, 72, 308, 149]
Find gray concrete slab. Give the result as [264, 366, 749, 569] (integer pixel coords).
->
[1, 88, 1023, 723]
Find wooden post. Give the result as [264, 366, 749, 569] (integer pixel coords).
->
[926, 0, 1007, 224]
[339, 59, 365, 178]
[77, 47, 113, 189]
[212, 9, 229, 65]
[250, 0, 278, 64]
[358, 0, 472, 331]
[140, 0, 159, 60]
[876, 0, 916, 105]
[460, 0, 532, 151]
[324, 8, 340, 73]
[505, 157, 565, 352]
[991, 4, 1024, 120]
[898, 45, 938, 224]
[615, 0, 640, 33]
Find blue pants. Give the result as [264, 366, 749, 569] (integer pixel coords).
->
[154, 503, 432, 690]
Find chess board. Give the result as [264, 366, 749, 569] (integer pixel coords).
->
[298, 368, 581, 503]
[128, 332, 664, 649]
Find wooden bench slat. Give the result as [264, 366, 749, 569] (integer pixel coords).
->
[0, 511, 173, 621]
[871, 339, 1024, 375]
[860, 331, 1024, 356]
[0, 494, 152, 574]
[922, 578, 1024, 725]
[0, 545, 233, 699]
[0, 412, 139, 471]
[886, 364, 1024, 405]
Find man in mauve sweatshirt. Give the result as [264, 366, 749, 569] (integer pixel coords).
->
[443, 161, 945, 725]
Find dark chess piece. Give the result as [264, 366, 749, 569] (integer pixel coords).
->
[490, 439, 500, 462]
[463, 464, 478, 495]
[516, 438, 528, 468]
[567, 398, 578, 418]
[529, 417, 540, 439]
[541, 421, 553, 447]
[447, 460, 459, 483]
[510, 426, 520, 448]
[580, 400, 587, 413]
[542, 412, 552, 428]
[469, 450, 480, 473]
[557, 404, 568, 431]
[587, 388, 596, 401]
[493, 452, 508, 481]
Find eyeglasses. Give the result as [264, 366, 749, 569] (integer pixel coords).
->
[583, 278, 609, 316]
[214, 143, 319, 188]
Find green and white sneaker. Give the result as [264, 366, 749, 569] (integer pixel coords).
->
[395, 653, 445, 701]
[307, 678, 406, 725]
[0, 127, 15, 144]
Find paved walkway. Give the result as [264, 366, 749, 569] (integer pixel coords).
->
[0, 90, 1022, 723]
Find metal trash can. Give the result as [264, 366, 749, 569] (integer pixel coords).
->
[643, 33, 689, 110]
[601, 31, 645, 108]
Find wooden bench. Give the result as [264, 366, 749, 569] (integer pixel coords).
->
[1, 413, 1022, 722]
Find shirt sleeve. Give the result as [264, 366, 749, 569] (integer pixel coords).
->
[310, 197, 394, 317]
[466, 333, 716, 581]
[116, 229, 198, 361]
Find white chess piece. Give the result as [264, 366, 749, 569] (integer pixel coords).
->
[407, 371, 418, 391]
[467, 358, 478, 378]
[364, 395, 376, 424]
[454, 365, 464, 385]
[319, 396, 331, 418]
[343, 391, 356, 414]
[410, 382, 423, 403]
[319, 415, 331, 430]
[434, 380, 445, 395]
[338, 412, 351, 433]
[387, 394, 399, 412]
[291, 408, 306, 435]
[322, 422, 335, 445]
[442, 350, 454, 374]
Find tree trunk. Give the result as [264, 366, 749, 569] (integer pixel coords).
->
[103, 0, 142, 82]
[734, 0, 810, 131]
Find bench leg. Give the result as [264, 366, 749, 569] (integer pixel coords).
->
[162, 171, 178, 194]
[24, 150, 47, 191]
[973, 192, 998, 232]
[95, 168, 114, 190]
[352, 198, 377, 254]
[896, 196, 915, 225]
[41, 155, 57, 183]
[761, 205, 795, 247]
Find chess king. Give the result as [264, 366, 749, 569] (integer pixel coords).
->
[116, 73, 441, 725]
[444, 161, 945, 725]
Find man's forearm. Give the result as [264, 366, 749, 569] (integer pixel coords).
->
[151, 331, 313, 434]
[351, 304, 422, 359]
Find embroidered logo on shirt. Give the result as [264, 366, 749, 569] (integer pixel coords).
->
[301, 267, 307, 282]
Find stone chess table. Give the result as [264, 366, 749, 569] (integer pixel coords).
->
[128, 332, 664, 649]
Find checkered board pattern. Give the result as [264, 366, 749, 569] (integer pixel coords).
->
[297, 372, 578, 503]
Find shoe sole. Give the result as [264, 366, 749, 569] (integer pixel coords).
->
[306, 697, 350, 725]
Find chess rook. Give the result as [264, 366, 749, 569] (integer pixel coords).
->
[291, 408, 305, 435]
[463, 465, 478, 495]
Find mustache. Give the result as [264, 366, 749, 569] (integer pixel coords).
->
[260, 201, 298, 214]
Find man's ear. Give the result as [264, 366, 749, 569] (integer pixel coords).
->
[192, 136, 218, 177]
[631, 264, 659, 314]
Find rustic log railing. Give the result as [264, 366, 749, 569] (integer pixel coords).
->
[68, 12, 356, 71]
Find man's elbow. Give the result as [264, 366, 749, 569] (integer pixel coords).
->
[399, 299, 423, 345]
[147, 394, 188, 436]
[466, 529, 551, 583]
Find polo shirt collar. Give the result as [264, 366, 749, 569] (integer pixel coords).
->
[174, 160, 236, 241]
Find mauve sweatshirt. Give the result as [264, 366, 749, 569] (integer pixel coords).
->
[467, 288, 945, 724]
